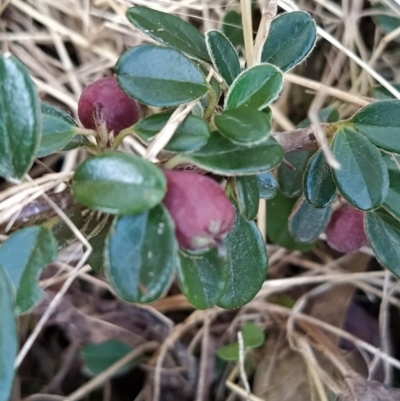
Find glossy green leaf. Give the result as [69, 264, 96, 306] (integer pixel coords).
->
[72, 152, 166, 215]
[222, 10, 244, 49]
[0, 265, 17, 401]
[331, 128, 389, 211]
[225, 63, 283, 110]
[217, 205, 268, 309]
[0, 226, 57, 314]
[234, 176, 260, 220]
[372, 4, 400, 42]
[289, 198, 331, 243]
[261, 11, 317, 71]
[297, 106, 340, 128]
[62, 133, 92, 152]
[126, 6, 209, 61]
[365, 209, 400, 278]
[187, 131, 283, 176]
[81, 340, 137, 377]
[116, 44, 207, 107]
[0, 54, 40, 181]
[37, 102, 78, 157]
[205, 30, 241, 85]
[370, 83, 400, 100]
[303, 149, 337, 208]
[134, 111, 209, 153]
[382, 153, 400, 221]
[177, 248, 229, 309]
[105, 205, 176, 303]
[267, 190, 314, 251]
[214, 107, 271, 146]
[257, 172, 277, 199]
[278, 150, 315, 197]
[350, 100, 400, 154]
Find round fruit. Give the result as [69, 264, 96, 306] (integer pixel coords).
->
[163, 169, 235, 251]
[78, 76, 140, 135]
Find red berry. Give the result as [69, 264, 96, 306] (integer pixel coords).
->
[163, 169, 235, 251]
[78, 76, 140, 135]
[325, 204, 367, 253]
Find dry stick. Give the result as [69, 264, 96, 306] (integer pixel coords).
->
[237, 331, 251, 400]
[195, 312, 211, 401]
[240, 0, 254, 67]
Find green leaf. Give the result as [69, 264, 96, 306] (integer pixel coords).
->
[105, 204, 176, 303]
[267, 190, 315, 251]
[0, 54, 40, 181]
[382, 153, 400, 221]
[116, 44, 208, 107]
[222, 10, 244, 49]
[234, 176, 260, 220]
[365, 209, 400, 278]
[257, 172, 277, 199]
[134, 111, 210, 153]
[0, 265, 17, 401]
[278, 150, 315, 197]
[303, 149, 337, 208]
[225, 63, 283, 110]
[372, 4, 400, 42]
[214, 107, 271, 146]
[331, 128, 389, 211]
[297, 106, 340, 128]
[186, 131, 283, 176]
[370, 83, 400, 100]
[289, 198, 331, 243]
[205, 30, 241, 85]
[0, 226, 57, 314]
[126, 6, 210, 61]
[81, 340, 137, 377]
[261, 11, 317, 71]
[350, 100, 400, 154]
[177, 247, 229, 309]
[37, 102, 78, 157]
[62, 133, 92, 152]
[72, 152, 166, 215]
[217, 205, 268, 309]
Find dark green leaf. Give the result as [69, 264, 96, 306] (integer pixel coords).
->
[372, 4, 400, 42]
[350, 100, 400, 154]
[267, 190, 314, 251]
[116, 44, 207, 107]
[72, 152, 166, 215]
[365, 209, 400, 278]
[225, 63, 283, 110]
[205, 30, 241, 85]
[0, 265, 17, 401]
[0, 226, 57, 314]
[134, 111, 209, 153]
[331, 128, 389, 211]
[177, 247, 229, 309]
[62, 133, 92, 152]
[217, 205, 268, 308]
[234, 176, 260, 220]
[382, 153, 400, 221]
[257, 172, 277, 199]
[186, 131, 283, 176]
[289, 198, 331, 243]
[303, 149, 337, 208]
[261, 11, 317, 71]
[278, 150, 315, 197]
[370, 83, 400, 100]
[126, 6, 209, 61]
[222, 10, 244, 49]
[0, 54, 40, 181]
[214, 107, 271, 146]
[297, 106, 340, 128]
[105, 204, 176, 303]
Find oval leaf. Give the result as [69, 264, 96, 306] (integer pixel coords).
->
[257, 172, 277, 200]
[303, 149, 337, 208]
[224, 63, 283, 110]
[0, 226, 58, 314]
[234, 176, 260, 220]
[0, 54, 40, 181]
[177, 248, 229, 309]
[205, 30, 241, 85]
[382, 153, 400, 221]
[105, 204, 176, 303]
[72, 152, 166, 215]
[186, 131, 283, 176]
[331, 128, 389, 211]
[217, 205, 268, 309]
[116, 44, 207, 107]
[370, 83, 400, 100]
[214, 107, 271, 146]
[134, 111, 210, 152]
[126, 6, 209, 61]
[222, 10, 244, 49]
[261, 11, 317, 71]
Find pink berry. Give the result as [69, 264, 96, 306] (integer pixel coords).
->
[325, 204, 367, 253]
[78, 76, 140, 135]
[163, 169, 235, 251]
